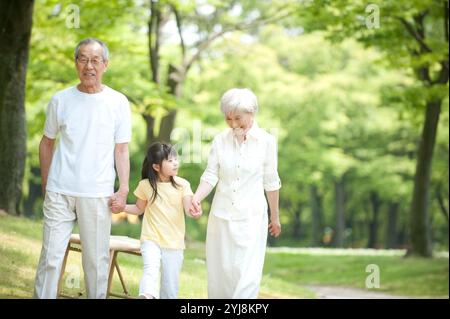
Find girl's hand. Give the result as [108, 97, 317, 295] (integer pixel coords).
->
[109, 197, 125, 214]
[190, 208, 202, 219]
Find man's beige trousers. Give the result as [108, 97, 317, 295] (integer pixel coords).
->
[33, 191, 111, 299]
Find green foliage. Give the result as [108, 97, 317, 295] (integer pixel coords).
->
[23, 0, 448, 250]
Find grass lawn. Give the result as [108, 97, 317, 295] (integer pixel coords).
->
[264, 249, 449, 297]
[0, 214, 448, 298]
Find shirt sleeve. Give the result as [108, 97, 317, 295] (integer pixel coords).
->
[263, 134, 282, 192]
[115, 95, 132, 144]
[43, 97, 59, 139]
[133, 180, 149, 201]
[200, 137, 220, 188]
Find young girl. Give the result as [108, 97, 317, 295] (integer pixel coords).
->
[112, 142, 201, 299]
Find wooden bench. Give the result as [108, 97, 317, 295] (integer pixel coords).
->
[57, 234, 141, 299]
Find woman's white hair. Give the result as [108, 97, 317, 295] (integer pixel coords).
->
[220, 88, 259, 115]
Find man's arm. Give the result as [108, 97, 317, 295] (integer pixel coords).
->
[111, 143, 130, 213]
[39, 135, 55, 195]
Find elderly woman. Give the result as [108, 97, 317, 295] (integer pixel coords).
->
[191, 88, 281, 299]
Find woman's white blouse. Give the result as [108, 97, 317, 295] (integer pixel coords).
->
[201, 122, 281, 221]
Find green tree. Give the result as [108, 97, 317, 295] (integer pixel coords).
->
[297, 0, 449, 257]
[141, 0, 294, 145]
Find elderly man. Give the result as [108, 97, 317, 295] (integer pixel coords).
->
[33, 38, 131, 299]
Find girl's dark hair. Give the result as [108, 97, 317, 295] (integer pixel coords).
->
[141, 142, 180, 204]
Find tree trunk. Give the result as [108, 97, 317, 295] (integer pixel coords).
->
[367, 191, 381, 248]
[158, 64, 182, 143]
[292, 205, 302, 239]
[408, 99, 442, 257]
[23, 166, 42, 217]
[149, 0, 161, 84]
[436, 185, 449, 222]
[385, 202, 399, 249]
[144, 0, 161, 145]
[158, 110, 177, 143]
[310, 185, 322, 247]
[0, 1, 34, 215]
[346, 208, 355, 247]
[143, 114, 156, 147]
[334, 176, 346, 247]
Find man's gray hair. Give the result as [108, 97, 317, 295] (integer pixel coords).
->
[220, 88, 259, 115]
[74, 38, 109, 61]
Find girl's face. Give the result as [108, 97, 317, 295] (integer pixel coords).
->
[225, 111, 254, 135]
[154, 155, 179, 181]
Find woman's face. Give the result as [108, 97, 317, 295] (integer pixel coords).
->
[225, 111, 254, 132]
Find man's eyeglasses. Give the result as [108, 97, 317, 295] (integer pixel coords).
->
[76, 57, 104, 66]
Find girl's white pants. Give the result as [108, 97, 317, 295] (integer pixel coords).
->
[139, 240, 184, 299]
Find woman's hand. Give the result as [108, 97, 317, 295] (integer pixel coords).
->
[189, 196, 202, 218]
[268, 216, 281, 237]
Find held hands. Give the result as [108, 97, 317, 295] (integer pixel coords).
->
[109, 191, 127, 214]
[189, 196, 203, 219]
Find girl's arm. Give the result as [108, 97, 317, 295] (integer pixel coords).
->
[183, 195, 201, 219]
[123, 198, 147, 215]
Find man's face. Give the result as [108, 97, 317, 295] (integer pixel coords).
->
[75, 43, 108, 87]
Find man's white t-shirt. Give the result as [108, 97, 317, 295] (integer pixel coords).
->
[44, 85, 132, 197]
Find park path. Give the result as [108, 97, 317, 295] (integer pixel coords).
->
[306, 285, 415, 299]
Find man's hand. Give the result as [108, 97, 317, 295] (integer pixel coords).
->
[109, 190, 127, 214]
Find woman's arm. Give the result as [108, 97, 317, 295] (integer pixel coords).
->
[121, 198, 147, 215]
[193, 181, 214, 202]
[190, 181, 214, 214]
[263, 134, 281, 237]
[266, 190, 281, 237]
[191, 137, 219, 214]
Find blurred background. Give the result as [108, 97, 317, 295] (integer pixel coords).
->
[0, 0, 448, 298]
